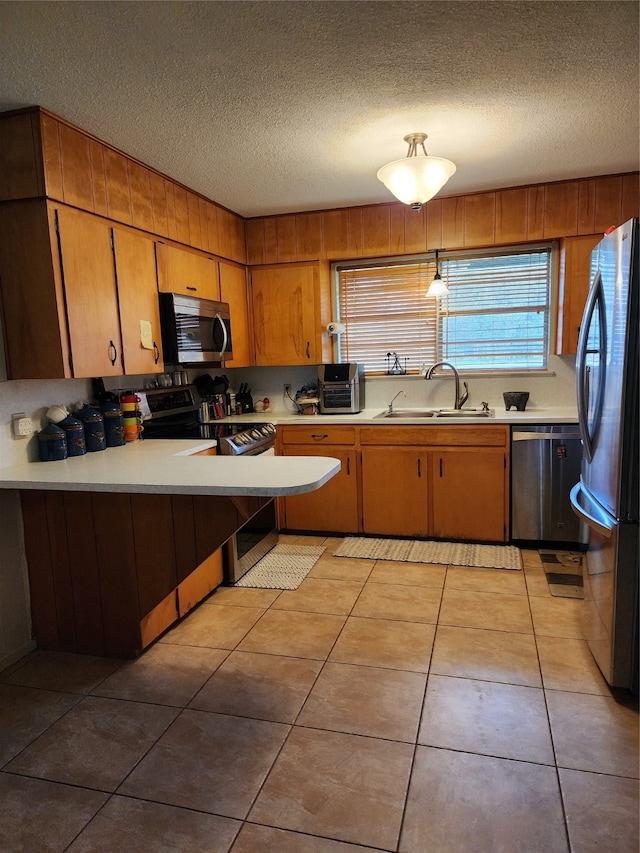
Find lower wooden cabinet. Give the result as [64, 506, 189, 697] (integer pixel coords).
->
[19, 489, 252, 658]
[279, 424, 510, 543]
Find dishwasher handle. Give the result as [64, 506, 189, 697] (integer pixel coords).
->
[513, 431, 582, 442]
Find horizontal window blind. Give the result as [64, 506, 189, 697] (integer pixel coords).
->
[336, 247, 551, 373]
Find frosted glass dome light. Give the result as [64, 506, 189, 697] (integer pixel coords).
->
[377, 133, 456, 211]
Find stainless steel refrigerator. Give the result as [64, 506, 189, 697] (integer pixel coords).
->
[570, 217, 638, 692]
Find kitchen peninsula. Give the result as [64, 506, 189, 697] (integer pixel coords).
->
[0, 443, 339, 660]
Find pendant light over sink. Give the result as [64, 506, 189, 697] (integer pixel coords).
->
[426, 249, 449, 297]
[377, 133, 456, 210]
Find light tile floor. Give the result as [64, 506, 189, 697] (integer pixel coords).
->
[1, 535, 638, 852]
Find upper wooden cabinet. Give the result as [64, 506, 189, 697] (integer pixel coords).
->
[156, 241, 220, 301]
[556, 234, 602, 355]
[0, 106, 246, 264]
[219, 261, 252, 367]
[0, 200, 163, 379]
[250, 262, 322, 365]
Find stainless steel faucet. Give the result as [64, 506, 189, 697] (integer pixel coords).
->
[388, 390, 406, 413]
[424, 362, 469, 409]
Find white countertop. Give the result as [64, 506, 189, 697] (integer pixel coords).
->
[0, 439, 341, 496]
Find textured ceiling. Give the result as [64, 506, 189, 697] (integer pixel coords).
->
[0, 1, 638, 218]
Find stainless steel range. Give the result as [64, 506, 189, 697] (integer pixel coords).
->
[138, 385, 278, 582]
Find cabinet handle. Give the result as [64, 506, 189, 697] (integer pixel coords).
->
[153, 342, 160, 364]
[186, 285, 197, 292]
[306, 341, 310, 359]
[346, 457, 351, 475]
[439, 457, 443, 478]
[310, 433, 328, 440]
[417, 458, 421, 477]
[108, 340, 117, 366]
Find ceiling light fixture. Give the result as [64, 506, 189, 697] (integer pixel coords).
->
[426, 249, 449, 297]
[377, 133, 456, 211]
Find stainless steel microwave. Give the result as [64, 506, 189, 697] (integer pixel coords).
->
[159, 292, 233, 364]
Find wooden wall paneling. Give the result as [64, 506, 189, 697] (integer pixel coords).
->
[403, 204, 426, 253]
[230, 211, 246, 264]
[103, 148, 133, 225]
[186, 190, 203, 249]
[58, 123, 94, 210]
[172, 184, 190, 244]
[527, 186, 545, 239]
[276, 215, 297, 262]
[245, 218, 266, 264]
[263, 217, 278, 263]
[0, 112, 43, 200]
[192, 496, 239, 563]
[362, 205, 391, 256]
[130, 494, 178, 618]
[594, 175, 623, 232]
[494, 188, 527, 244]
[91, 492, 142, 658]
[543, 181, 578, 238]
[164, 179, 177, 240]
[149, 171, 169, 237]
[577, 179, 596, 235]
[621, 173, 639, 222]
[38, 112, 63, 200]
[171, 495, 197, 583]
[389, 204, 405, 254]
[216, 206, 233, 258]
[348, 207, 363, 257]
[206, 201, 221, 256]
[129, 162, 154, 233]
[296, 211, 323, 260]
[464, 192, 496, 247]
[441, 196, 464, 248]
[425, 198, 443, 250]
[322, 209, 349, 258]
[62, 492, 105, 654]
[89, 141, 108, 217]
[20, 491, 59, 648]
[198, 198, 210, 251]
[44, 491, 77, 650]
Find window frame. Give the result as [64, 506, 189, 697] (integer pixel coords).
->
[332, 243, 558, 375]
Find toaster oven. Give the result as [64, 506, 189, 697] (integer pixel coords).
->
[317, 363, 365, 414]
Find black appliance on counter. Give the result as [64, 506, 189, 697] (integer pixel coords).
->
[138, 385, 278, 582]
[317, 363, 365, 413]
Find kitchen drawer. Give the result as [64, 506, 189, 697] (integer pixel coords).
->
[280, 425, 356, 445]
[359, 425, 509, 447]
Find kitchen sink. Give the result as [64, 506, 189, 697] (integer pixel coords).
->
[376, 408, 494, 419]
[376, 409, 437, 418]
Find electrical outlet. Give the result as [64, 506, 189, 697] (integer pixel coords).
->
[12, 412, 33, 438]
[283, 383, 292, 397]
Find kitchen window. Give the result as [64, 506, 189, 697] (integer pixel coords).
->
[334, 245, 554, 374]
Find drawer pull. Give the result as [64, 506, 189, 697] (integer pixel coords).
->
[417, 458, 421, 477]
[439, 457, 443, 477]
[186, 285, 197, 292]
[346, 457, 351, 475]
[311, 433, 329, 440]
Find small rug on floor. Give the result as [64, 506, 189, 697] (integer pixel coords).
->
[333, 537, 522, 570]
[233, 544, 325, 590]
[539, 550, 584, 599]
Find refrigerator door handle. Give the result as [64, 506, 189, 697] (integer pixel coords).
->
[570, 482, 614, 537]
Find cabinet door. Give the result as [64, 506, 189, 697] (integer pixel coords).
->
[113, 227, 164, 374]
[250, 263, 318, 365]
[556, 234, 601, 354]
[56, 206, 123, 376]
[361, 447, 428, 537]
[219, 260, 252, 367]
[282, 446, 359, 533]
[156, 242, 219, 300]
[431, 449, 507, 542]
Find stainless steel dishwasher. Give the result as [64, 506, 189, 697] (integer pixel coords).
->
[511, 425, 586, 546]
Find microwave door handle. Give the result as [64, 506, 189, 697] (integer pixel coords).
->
[214, 313, 228, 359]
